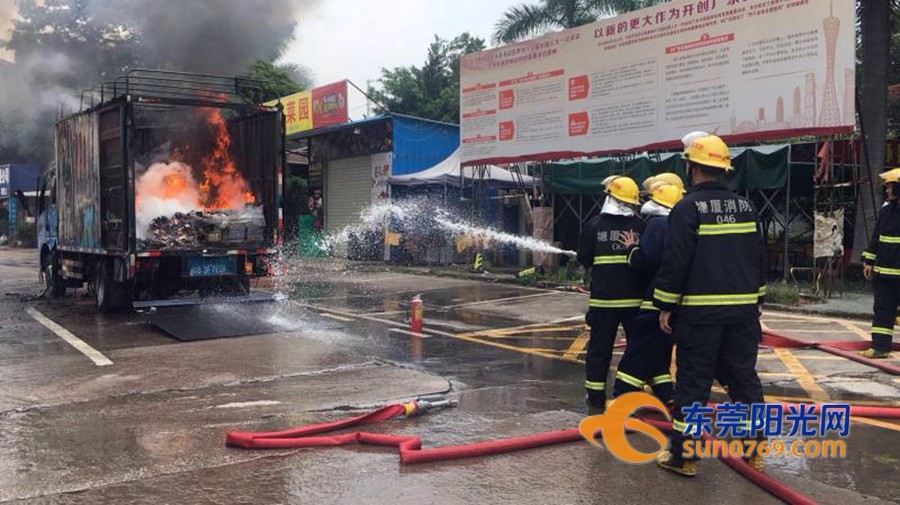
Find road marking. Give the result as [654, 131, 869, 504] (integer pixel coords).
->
[389, 328, 430, 339]
[563, 331, 590, 361]
[319, 313, 354, 322]
[851, 416, 900, 432]
[773, 348, 829, 402]
[837, 320, 872, 340]
[26, 307, 113, 366]
[442, 291, 562, 309]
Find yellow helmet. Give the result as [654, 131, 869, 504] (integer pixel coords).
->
[649, 182, 684, 209]
[642, 175, 658, 192]
[684, 134, 733, 171]
[652, 172, 686, 194]
[605, 176, 640, 205]
[879, 168, 900, 184]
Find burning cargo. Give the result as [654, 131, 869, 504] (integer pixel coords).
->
[38, 70, 284, 312]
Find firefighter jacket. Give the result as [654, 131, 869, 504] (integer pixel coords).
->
[652, 182, 767, 324]
[578, 213, 647, 309]
[863, 202, 900, 278]
[625, 215, 667, 312]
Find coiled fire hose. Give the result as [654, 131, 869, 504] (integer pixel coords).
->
[222, 396, 900, 505]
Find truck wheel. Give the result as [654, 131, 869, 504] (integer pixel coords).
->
[44, 251, 66, 298]
[95, 261, 113, 313]
[95, 261, 130, 313]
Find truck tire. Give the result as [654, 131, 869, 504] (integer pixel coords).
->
[44, 251, 65, 298]
[96, 260, 130, 313]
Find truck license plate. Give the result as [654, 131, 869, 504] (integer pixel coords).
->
[185, 256, 235, 277]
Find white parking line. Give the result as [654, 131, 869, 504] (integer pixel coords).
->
[26, 308, 113, 366]
[389, 328, 431, 339]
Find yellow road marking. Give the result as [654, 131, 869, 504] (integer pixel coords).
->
[773, 348, 830, 402]
[838, 320, 873, 341]
[563, 331, 590, 361]
[851, 416, 900, 432]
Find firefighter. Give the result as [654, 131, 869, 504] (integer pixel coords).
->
[861, 167, 900, 359]
[642, 172, 686, 196]
[613, 181, 683, 404]
[652, 134, 767, 477]
[577, 176, 647, 409]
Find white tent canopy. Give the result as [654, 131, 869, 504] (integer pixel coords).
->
[390, 148, 534, 188]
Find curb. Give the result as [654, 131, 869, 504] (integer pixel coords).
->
[763, 303, 870, 321]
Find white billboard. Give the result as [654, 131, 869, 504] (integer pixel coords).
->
[460, 0, 856, 165]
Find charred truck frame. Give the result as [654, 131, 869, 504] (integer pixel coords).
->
[38, 70, 284, 312]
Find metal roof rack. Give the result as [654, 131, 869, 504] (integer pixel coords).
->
[79, 69, 270, 111]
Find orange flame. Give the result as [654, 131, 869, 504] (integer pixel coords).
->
[199, 109, 255, 210]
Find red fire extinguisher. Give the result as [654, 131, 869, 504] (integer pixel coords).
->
[410, 294, 424, 334]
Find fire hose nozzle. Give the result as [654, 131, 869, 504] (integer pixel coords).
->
[402, 398, 457, 417]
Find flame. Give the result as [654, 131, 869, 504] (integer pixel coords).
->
[199, 109, 255, 210]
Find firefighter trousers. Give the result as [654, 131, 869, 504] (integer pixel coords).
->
[670, 321, 765, 460]
[871, 277, 900, 352]
[585, 308, 638, 406]
[612, 310, 673, 401]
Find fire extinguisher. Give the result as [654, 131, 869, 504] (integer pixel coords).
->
[410, 294, 424, 334]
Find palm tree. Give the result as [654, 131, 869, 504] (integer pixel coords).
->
[493, 0, 665, 45]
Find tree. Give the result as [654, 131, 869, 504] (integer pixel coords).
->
[493, 0, 663, 45]
[239, 59, 311, 102]
[371, 33, 485, 124]
[852, 0, 896, 260]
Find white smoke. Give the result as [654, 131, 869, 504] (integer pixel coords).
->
[135, 161, 201, 239]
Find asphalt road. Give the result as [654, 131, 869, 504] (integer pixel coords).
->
[0, 248, 897, 504]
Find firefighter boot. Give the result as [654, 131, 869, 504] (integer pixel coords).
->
[743, 453, 765, 472]
[657, 451, 697, 477]
[585, 392, 606, 410]
[859, 348, 892, 359]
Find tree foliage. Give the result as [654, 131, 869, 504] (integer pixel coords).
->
[370, 33, 485, 124]
[493, 0, 663, 45]
[0, 0, 307, 165]
[239, 60, 311, 102]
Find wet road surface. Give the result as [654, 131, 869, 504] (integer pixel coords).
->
[0, 249, 898, 504]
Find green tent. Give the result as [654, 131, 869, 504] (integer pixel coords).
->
[537, 145, 790, 195]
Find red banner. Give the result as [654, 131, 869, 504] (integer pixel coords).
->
[312, 80, 348, 128]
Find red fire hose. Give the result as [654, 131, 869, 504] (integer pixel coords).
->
[227, 401, 820, 505]
[761, 329, 900, 375]
[709, 400, 900, 419]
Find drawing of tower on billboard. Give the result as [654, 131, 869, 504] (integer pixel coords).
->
[818, 2, 841, 127]
[727, 2, 851, 136]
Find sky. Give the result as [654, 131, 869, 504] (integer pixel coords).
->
[0, 0, 523, 118]
[282, 0, 521, 119]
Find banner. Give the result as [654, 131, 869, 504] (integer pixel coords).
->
[0, 165, 8, 198]
[460, 0, 856, 165]
[312, 80, 349, 128]
[277, 90, 313, 136]
[266, 80, 348, 136]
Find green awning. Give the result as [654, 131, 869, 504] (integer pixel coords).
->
[538, 146, 790, 194]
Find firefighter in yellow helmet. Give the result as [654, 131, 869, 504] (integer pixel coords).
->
[653, 134, 767, 476]
[613, 182, 683, 405]
[577, 175, 647, 409]
[861, 167, 900, 358]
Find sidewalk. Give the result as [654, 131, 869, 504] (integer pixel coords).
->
[769, 292, 873, 320]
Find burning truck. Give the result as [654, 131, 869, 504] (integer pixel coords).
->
[37, 70, 284, 312]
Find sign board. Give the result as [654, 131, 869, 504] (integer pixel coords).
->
[267, 80, 349, 136]
[460, 0, 856, 165]
[0, 165, 8, 198]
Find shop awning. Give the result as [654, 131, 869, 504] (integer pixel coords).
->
[390, 148, 534, 188]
